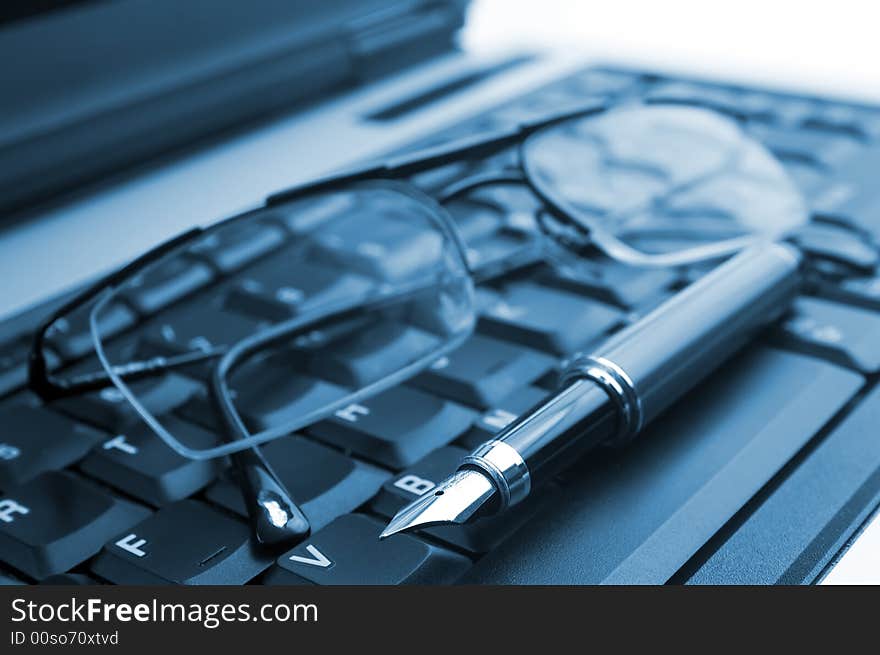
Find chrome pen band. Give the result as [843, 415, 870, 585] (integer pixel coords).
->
[561, 355, 644, 445]
[462, 440, 531, 510]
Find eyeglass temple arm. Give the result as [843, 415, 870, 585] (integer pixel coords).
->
[28, 227, 205, 401]
[27, 113, 517, 401]
[266, 101, 609, 207]
[27, 99, 610, 399]
[208, 312, 342, 547]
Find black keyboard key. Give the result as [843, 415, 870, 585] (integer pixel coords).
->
[306, 321, 440, 388]
[461, 385, 548, 448]
[54, 373, 202, 433]
[511, 83, 607, 117]
[802, 103, 880, 141]
[79, 416, 225, 506]
[121, 258, 214, 316]
[0, 471, 149, 579]
[685, 384, 880, 584]
[462, 184, 538, 227]
[370, 446, 467, 514]
[371, 446, 553, 553]
[447, 198, 520, 247]
[265, 514, 469, 585]
[223, 259, 373, 323]
[91, 499, 271, 584]
[478, 281, 623, 355]
[461, 346, 863, 583]
[0, 570, 24, 585]
[39, 573, 99, 585]
[449, 188, 544, 274]
[173, 390, 221, 431]
[538, 260, 678, 311]
[233, 358, 348, 432]
[205, 435, 388, 531]
[271, 192, 357, 236]
[308, 386, 476, 469]
[188, 220, 286, 274]
[46, 302, 137, 361]
[645, 81, 775, 121]
[534, 366, 564, 392]
[783, 158, 828, 198]
[0, 338, 40, 398]
[772, 297, 880, 373]
[309, 209, 445, 282]
[0, 404, 104, 487]
[767, 95, 818, 126]
[466, 229, 542, 276]
[223, 282, 301, 324]
[819, 274, 880, 311]
[142, 294, 262, 358]
[412, 333, 555, 408]
[411, 161, 473, 194]
[790, 224, 878, 274]
[0, 363, 26, 399]
[747, 122, 860, 170]
[562, 68, 641, 97]
[812, 144, 880, 238]
[445, 199, 505, 241]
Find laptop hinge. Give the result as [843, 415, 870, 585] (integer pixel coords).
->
[345, 1, 467, 80]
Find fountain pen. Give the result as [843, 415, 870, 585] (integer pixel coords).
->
[380, 242, 803, 539]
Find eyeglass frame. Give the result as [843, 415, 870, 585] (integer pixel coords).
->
[27, 99, 799, 547]
[28, 100, 615, 403]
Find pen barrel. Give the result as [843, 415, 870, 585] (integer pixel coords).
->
[469, 242, 802, 508]
[472, 378, 616, 498]
[564, 241, 803, 445]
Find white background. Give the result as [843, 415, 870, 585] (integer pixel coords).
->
[463, 0, 880, 102]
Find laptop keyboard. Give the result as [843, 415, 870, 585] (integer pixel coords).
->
[2, 65, 880, 584]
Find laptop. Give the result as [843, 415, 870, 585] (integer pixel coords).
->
[0, 0, 878, 585]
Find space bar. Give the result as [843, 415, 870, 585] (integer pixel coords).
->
[460, 344, 864, 584]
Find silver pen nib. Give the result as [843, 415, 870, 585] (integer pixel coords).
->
[379, 468, 497, 539]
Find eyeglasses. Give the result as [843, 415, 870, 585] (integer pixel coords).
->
[27, 101, 808, 546]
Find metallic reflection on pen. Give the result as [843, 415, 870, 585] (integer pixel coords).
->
[381, 242, 803, 539]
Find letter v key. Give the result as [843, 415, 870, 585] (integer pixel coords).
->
[289, 544, 332, 568]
